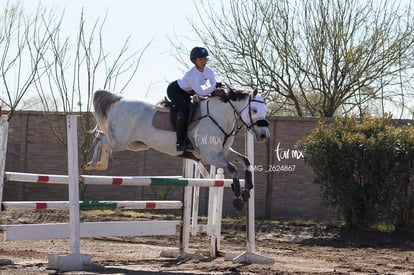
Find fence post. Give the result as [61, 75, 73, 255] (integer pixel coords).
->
[0, 115, 8, 211]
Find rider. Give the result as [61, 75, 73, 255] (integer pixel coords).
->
[167, 46, 218, 151]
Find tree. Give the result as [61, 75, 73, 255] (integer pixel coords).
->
[0, 2, 149, 199]
[32, 10, 150, 191]
[0, 2, 58, 121]
[299, 116, 414, 229]
[34, 9, 149, 144]
[181, 0, 414, 118]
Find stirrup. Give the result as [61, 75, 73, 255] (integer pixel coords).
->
[176, 142, 193, 152]
[184, 140, 194, 150]
[176, 143, 185, 151]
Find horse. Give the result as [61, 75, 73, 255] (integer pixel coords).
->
[83, 87, 270, 211]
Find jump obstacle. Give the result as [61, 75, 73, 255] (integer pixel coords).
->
[0, 114, 274, 271]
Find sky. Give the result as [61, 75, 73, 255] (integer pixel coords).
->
[9, 0, 215, 104]
[4, 0, 414, 117]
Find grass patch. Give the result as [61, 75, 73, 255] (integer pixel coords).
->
[372, 223, 396, 232]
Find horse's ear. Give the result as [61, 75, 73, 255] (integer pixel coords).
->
[253, 88, 258, 96]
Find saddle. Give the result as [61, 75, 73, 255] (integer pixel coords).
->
[152, 97, 201, 132]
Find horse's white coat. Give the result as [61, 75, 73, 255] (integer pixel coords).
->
[85, 89, 270, 210]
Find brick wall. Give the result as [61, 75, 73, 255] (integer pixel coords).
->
[2, 111, 336, 220]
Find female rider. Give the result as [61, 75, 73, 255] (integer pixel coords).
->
[167, 47, 218, 151]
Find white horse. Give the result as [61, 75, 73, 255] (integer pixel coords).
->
[84, 87, 270, 211]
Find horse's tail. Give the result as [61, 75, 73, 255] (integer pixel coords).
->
[93, 90, 122, 134]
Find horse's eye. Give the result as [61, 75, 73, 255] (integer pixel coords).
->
[252, 108, 258, 114]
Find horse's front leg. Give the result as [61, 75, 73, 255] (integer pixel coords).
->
[199, 149, 245, 211]
[224, 148, 253, 202]
[225, 161, 245, 211]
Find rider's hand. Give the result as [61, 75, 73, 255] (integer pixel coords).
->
[216, 82, 225, 88]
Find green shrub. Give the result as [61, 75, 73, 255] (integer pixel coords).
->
[298, 115, 414, 229]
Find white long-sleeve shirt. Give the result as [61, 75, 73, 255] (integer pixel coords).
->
[177, 66, 217, 96]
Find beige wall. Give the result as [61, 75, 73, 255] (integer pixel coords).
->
[2, 111, 336, 220]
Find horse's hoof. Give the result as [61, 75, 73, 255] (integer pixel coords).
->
[82, 163, 93, 171]
[82, 162, 107, 172]
[242, 190, 250, 202]
[232, 197, 244, 211]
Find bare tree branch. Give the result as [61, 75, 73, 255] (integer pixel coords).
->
[173, 0, 414, 117]
[0, 2, 56, 121]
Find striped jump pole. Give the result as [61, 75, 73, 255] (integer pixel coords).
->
[1, 200, 183, 211]
[4, 172, 68, 184]
[80, 175, 243, 187]
[4, 172, 244, 187]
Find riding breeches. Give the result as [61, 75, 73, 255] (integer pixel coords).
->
[167, 80, 193, 117]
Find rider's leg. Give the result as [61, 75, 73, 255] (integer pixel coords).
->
[167, 81, 191, 151]
[182, 94, 194, 150]
[176, 109, 195, 151]
[175, 111, 187, 151]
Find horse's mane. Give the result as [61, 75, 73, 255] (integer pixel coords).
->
[157, 87, 250, 107]
[210, 88, 250, 103]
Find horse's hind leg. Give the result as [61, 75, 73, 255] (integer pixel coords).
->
[83, 132, 110, 171]
[94, 145, 109, 171]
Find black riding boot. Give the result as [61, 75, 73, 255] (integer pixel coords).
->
[176, 112, 194, 151]
[175, 112, 187, 151]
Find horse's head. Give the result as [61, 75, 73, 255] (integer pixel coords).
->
[243, 88, 270, 143]
[218, 87, 270, 143]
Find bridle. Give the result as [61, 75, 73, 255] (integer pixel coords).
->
[197, 92, 269, 147]
[230, 94, 269, 130]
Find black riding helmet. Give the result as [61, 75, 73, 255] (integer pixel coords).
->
[190, 47, 209, 63]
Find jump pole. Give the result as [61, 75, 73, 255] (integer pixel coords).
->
[3, 172, 236, 187]
[2, 200, 183, 210]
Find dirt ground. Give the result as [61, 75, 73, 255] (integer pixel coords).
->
[0, 209, 413, 275]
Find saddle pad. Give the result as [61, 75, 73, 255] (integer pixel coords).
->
[152, 111, 175, 131]
[152, 103, 202, 131]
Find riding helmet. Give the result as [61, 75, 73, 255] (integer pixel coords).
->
[190, 47, 209, 61]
